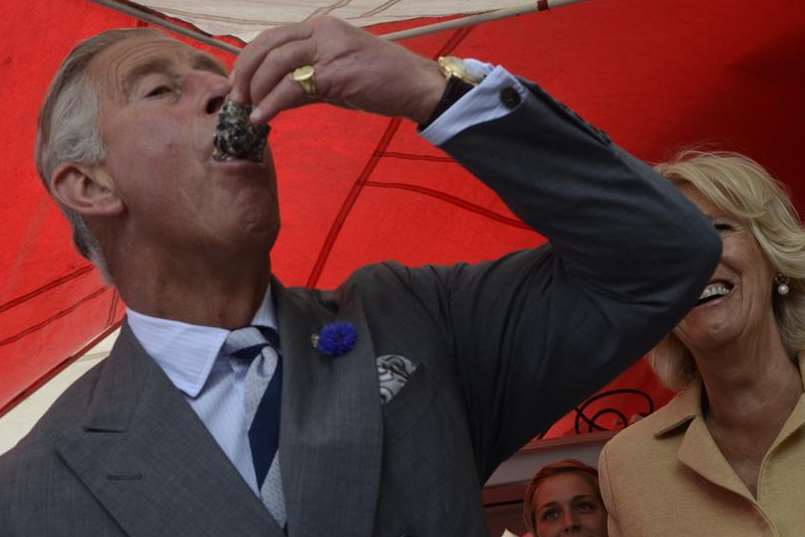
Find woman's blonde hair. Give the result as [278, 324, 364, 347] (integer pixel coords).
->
[649, 150, 805, 390]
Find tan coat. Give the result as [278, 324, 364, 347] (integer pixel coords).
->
[599, 355, 805, 537]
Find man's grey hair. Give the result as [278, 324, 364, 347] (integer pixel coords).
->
[35, 28, 164, 281]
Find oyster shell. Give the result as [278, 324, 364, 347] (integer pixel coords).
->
[212, 100, 269, 162]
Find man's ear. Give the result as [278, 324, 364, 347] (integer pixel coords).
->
[50, 162, 124, 217]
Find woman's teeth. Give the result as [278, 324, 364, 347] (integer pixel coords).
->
[697, 282, 732, 305]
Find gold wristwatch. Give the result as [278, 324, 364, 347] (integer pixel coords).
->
[437, 56, 484, 86]
[420, 57, 484, 127]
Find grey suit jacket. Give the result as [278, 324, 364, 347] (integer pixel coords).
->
[0, 80, 720, 537]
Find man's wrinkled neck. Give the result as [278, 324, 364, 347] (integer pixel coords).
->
[111, 244, 272, 329]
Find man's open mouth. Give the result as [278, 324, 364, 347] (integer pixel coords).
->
[696, 280, 733, 306]
[212, 100, 269, 163]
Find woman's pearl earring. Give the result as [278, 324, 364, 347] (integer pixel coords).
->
[775, 273, 791, 296]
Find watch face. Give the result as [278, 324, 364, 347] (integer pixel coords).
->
[438, 56, 481, 85]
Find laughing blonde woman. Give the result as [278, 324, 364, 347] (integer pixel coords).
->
[599, 151, 805, 537]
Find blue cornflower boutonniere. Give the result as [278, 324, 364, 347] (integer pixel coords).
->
[312, 321, 357, 357]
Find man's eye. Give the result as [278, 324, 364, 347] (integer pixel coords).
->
[145, 85, 172, 98]
[576, 501, 596, 512]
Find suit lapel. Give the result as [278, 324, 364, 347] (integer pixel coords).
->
[274, 280, 383, 537]
[56, 322, 283, 537]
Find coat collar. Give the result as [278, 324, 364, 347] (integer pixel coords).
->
[55, 322, 284, 537]
[273, 278, 383, 537]
[651, 377, 703, 438]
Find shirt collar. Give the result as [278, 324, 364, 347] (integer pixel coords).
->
[126, 286, 276, 398]
[653, 351, 805, 438]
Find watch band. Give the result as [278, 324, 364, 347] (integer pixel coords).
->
[418, 77, 475, 129]
[419, 56, 483, 129]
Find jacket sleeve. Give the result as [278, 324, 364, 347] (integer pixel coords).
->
[397, 72, 720, 479]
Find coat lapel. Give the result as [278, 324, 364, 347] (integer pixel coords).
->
[769, 352, 805, 450]
[652, 380, 752, 499]
[677, 415, 753, 500]
[56, 322, 284, 537]
[274, 280, 383, 537]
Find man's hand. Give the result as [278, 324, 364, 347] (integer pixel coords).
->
[230, 17, 447, 125]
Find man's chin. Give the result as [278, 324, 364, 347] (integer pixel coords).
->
[233, 216, 280, 247]
[210, 157, 271, 176]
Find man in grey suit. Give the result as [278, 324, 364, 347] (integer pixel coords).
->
[0, 16, 719, 537]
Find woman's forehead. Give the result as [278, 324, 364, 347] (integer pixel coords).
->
[535, 472, 597, 503]
[679, 183, 730, 217]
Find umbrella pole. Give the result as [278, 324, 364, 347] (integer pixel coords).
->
[381, 0, 591, 41]
[89, 0, 589, 53]
[87, 0, 241, 54]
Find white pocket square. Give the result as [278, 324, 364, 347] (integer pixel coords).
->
[376, 354, 417, 404]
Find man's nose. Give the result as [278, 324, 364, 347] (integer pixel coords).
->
[184, 70, 231, 115]
[205, 93, 226, 115]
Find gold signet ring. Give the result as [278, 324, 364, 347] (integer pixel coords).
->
[292, 65, 317, 97]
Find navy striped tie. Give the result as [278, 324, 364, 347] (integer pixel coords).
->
[224, 325, 285, 525]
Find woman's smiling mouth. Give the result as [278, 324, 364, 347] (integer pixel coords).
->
[696, 280, 734, 306]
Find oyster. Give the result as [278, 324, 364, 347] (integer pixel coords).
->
[212, 100, 269, 162]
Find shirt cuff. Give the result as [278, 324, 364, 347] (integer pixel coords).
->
[419, 59, 529, 146]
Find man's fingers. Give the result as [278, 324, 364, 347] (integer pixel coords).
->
[231, 23, 313, 103]
[250, 75, 311, 124]
[247, 39, 317, 108]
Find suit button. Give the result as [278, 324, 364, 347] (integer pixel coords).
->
[500, 87, 522, 109]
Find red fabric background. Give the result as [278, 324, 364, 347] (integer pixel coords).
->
[2, 0, 804, 438]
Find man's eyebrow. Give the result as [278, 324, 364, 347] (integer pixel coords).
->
[192, 53, 228, 77]
[123, 57, 173, 98]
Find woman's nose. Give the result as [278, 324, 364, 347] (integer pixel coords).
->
[561, 510, 580, 532]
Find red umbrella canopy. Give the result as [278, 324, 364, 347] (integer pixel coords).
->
[2, 0, 804, 438]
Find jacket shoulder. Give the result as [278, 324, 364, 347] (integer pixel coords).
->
[289, 261, 439, 305]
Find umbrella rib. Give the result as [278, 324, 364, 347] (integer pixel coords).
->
[0, 266, 95, 315]
[304, 26, 473, 288]
[381, 151, 453, 162]
[380, 0, 591, 41]
[87, 0, 242, 55]
[305, 117, 403, 288]
[0, 287, 110, 348]
[88, 0, 590, 51]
